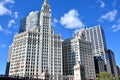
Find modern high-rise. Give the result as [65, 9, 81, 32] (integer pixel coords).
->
[82, 25, 107, 64]
[106, 49, 118, 79]
[63, 29, 96, 80]
[116, 66, 120, 76]
[74, 25, 107, 73]
[94, 56, 105, 74]
[7, 0, 62, 79]
[5, 45, 12, 76]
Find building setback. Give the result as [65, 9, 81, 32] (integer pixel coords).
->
[63, 29, 96, 80]
[7, 0, 62, 80]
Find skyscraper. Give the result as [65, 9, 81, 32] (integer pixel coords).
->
[106, 49, 118, 79]
[62, 25, 108, 79]
[75, 25, 107, 73]
[62, 29, 96, 80]
[5, 45, 12, 76]
[7, 0, 62, 79]
[83, 25, 107, 64]
[116, 66, 120, 76]
[94, 56, 105, 74]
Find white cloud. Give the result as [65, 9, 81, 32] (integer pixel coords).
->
[98, 10, 117, 22]
[60, 9, 84, 29]
[0, 25, 3, 31]
[4, 0, 15, 4]
[14, 11, 18, 18]
[97, 0, 105, 8]
[52, 18, 58, 26]
[4, 29, 12, 34]
[0, 25, 12, 34]
[112, 19, 120, 32]
[0, 3, 11, 16]
[8, 19, 15, 28]
[54, 18, 58, 23]
[0, 44, 6, 48]
[0, 0, 15, 16]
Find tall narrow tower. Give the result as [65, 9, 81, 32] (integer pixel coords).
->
[39, 0, 52, 73]
[8, 0, 62, 79]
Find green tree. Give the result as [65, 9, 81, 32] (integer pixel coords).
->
[96, 72, 114, 80]
[118, 76, 120, 80]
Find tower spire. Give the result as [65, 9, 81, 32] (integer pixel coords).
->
[41, 0, 51, 12]
[44, 0, 48, 4]
[42, 0, 50, 7]
[44, 0, 48, 3]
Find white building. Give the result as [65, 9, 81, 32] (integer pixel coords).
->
[8, 0, 62, 79]
[63, 30, 96, 80]
[82, 25, 107, 64]
[74, 26, 107, 73]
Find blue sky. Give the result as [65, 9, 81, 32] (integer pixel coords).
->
[0, 0, 120, 74]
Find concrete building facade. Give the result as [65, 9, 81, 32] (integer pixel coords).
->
[82, 25, 107, 64]
[63, 30, 96, 80]
[8, 0, 62, 80]
[74, 26, 107, 72]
